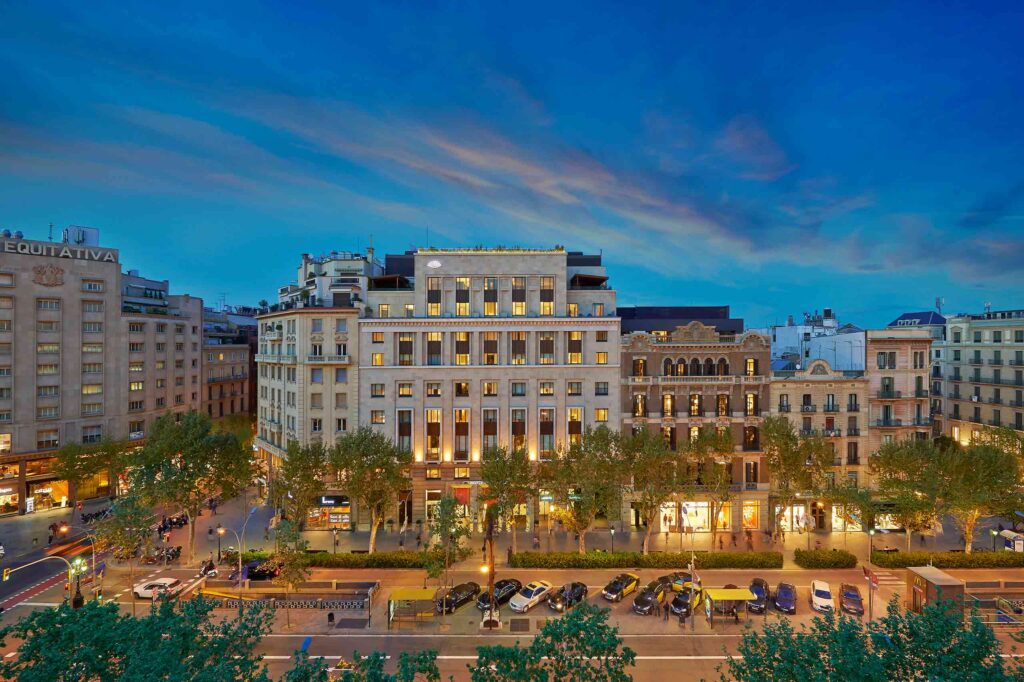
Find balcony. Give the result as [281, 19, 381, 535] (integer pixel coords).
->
[989, 359, 1004, 366]
[823, 428, 842, 438]
[914, 389, 930, 398]
[744, 482, 769, 492]
[255, 354, 296, 364]
[988, 419, 1003, 427]
[262, 330, 281, 341]
[912, 418, 932, 426]
[977, 377, 1024, 387]
[306, 355, 350, 364]
[800, 404, 817, 413]
[800, 429, 820, 437]
[969, 358, 985, 366]
[947, 375, 962, 382]
[1011, 359, 1024, 367]
[989, 397, 1003, 405]
[847, 457, 861, 466]
[777, 404, 791, 413]
[874, 419, 903, 428]
[968, 416, 983, 424]
[876, 390, 902, 400]
[847, 428, 861, 436]
[823, 404, 840, 413]
[207, 373, 248, 384]
[1011, 400, 1024, 408]
[846, 404, 860, 412]
[947, 392, 961, 400]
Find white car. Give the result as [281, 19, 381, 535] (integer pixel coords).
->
[809, 580, 833, 613]
[133, 577, 184, 600]
[509, 580, 553, 613]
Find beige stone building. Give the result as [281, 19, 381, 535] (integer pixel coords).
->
[942, 309, 1024, 444]
[865, 328, 932, 453]
[360, 248, 619, 529]
[203, 343, 251, 420]
[620, 323, 771, 533]
[0, 228, 202, 515]
[769, 359, 869, 532]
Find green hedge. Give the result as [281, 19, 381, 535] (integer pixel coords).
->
[793, 548, 858, 569]
[229, 549, 469, 569]
[508, 550, 783, 570]
[871, 550, 1024, 569]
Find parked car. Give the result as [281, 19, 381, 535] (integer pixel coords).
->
[632, 579, 670, 615]
[715, 584, 741, 615]
[133, 577, 184, 600]
[670, 584, 703, 616]
[547, 582, 588, 612]
[669, 572, 697, 593]
[747, 577, 770, 613]
[229, 559, 282, 582]
[774, 582, 797, 614]
[436, 582, 481, 614]
[810, 580, 834, 613]
[476, 579, 523, 611]
[839, 583, 865, 616]
[601, 573, 640, 602]
[509, 580, 553, 613]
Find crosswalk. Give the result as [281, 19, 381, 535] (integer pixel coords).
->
[872, 570, 905, 588]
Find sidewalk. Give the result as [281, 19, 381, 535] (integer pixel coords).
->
[0, 497, 111, 561]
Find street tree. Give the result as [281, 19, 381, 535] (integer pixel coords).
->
[761, 415, 833, 538]
[469, 603, 636, 682]
[619, 427, 681, 555]
[479, 446, 533, 555]
[719, 596, 1021, 682]
[936, 441, 1023, 553]
[0, 597, 283, 682]
[684, 426, 736, 552]
[428, 493, 470, 594]
[332, 427, 411, 554]
[871, 439, 942, 550]
[131, 411, 254, 564]
[539, 425, 627, 554]
[348, 651, 441, 682]
[823, 481, 877, 550]
[93, 492, 155, 616]
[54, 438, 130, 517]
[272, 519, 312, 630]
[277, 440, 330, 528]
[280, 653, 329, 682]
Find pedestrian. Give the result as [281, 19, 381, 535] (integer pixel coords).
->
[663, 600, 670, 620]
[678, 610, 686, 627]
[32, 537, 38, 548]
[746, 538, 754, 552]
[416, 533, 422, 550]
[482, 541, 487, 562]
[399, 535, 405, 549]
[533, 535, 541, 550]
[506, 546, 513, 564]
[919, 533, 926, 547]
[718, 536, 723, 551]
[731, 533, 737, 548]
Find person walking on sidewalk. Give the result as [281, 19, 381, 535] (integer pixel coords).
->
[731, 533, 737, 548]
[663, 600, 670, 620]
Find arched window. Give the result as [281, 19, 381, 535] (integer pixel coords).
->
[703, 358, 715, 376]
[690, 358, 701, 376]
[663, 358, 675, 377]
[717, 358, 729, 376]
[676, 358, 687, 376]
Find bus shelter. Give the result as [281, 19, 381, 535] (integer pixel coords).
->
[703, 587, 756, 629]
[388, 588, 436, 629]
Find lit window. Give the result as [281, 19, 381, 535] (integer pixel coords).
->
[398, 383, 413, 397]
[377, 304, 390, 318]
[371, 410, 386, 424]
[372, 332, 384, 343]
[596, 352, 608, 365]
[539, 381, 554, 396]
[370, 383, 385, 398]
[371, 353, 384, 366]
[595, 408, 608, 422]
[482, 381, 498, 396]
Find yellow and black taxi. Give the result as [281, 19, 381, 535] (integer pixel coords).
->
[632, 577, 672, 615]
[601, 572, 640, 602]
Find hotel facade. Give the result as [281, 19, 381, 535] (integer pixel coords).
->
[0, 227, 202, 515]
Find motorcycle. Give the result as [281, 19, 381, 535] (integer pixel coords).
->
[196, 561, 218, 579]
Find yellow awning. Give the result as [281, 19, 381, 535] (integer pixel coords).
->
[389, 588, 436, 602]
[703, 588, 756, 601]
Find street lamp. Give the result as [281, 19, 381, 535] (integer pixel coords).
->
[216, 524, 224, 563]
[59, 524, 99, 596]
[991, 528, 999, 552]
[332, 528, 339, 554]
[610, 527, 616, 553]
[868, 528, 876, 562]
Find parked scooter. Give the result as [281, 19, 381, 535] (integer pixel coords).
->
[196, 560, 218, 579]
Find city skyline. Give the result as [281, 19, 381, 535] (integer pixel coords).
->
[2, 2, 1023, 327]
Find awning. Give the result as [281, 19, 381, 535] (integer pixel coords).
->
[389, 588, 436, 602]
[704, 588, 756, 602]
[453, 487, 471, 506]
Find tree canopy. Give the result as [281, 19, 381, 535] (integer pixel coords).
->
[620, 426, 682, 554]
[479, 446, 533, 554]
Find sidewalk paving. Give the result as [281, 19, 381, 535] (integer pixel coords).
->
[0, 497, 111, 561]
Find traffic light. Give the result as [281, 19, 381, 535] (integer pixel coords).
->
[2, 568, 9, 582]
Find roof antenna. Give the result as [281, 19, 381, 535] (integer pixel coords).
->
[48, 223, 53, 242]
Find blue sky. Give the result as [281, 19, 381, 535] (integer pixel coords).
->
[1, 2, 1022, 328]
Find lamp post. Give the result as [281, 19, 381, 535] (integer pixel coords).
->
[58, 523, 99, 596]
[991, 528, 999, 551]
[332, 528, 339, 554]
[218, 525, 244, 609]
[216, 524, 223, 563]
[868, 528, 876, 563]
[610, 527, 615, 553]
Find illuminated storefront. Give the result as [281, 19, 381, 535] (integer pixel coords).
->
[26, 479, 69, 513]
[741, 501, 761, 530]
[831, 505, 863, 532]
[774, 503, 808, 532]
[681, 502, 731, 532]
[305, 494, 353, 531]
[0, 483, 19, 516]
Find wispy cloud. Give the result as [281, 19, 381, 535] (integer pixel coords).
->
[714, 114, 797, 181]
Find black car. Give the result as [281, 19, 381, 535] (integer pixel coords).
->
[670, 586, 703, 617]
[839, 583, 865, 616]
[601, 573, 640, 602]
[632, 580, 670, 615]
[774, 582, 797, 614]
[476, 579, 523, 610]
[548, 582, 588, 612]
[747, 578, 770, 613]
[437, 582, 481, 614]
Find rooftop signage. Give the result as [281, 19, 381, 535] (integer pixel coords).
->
[2, 239, 118, 263]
